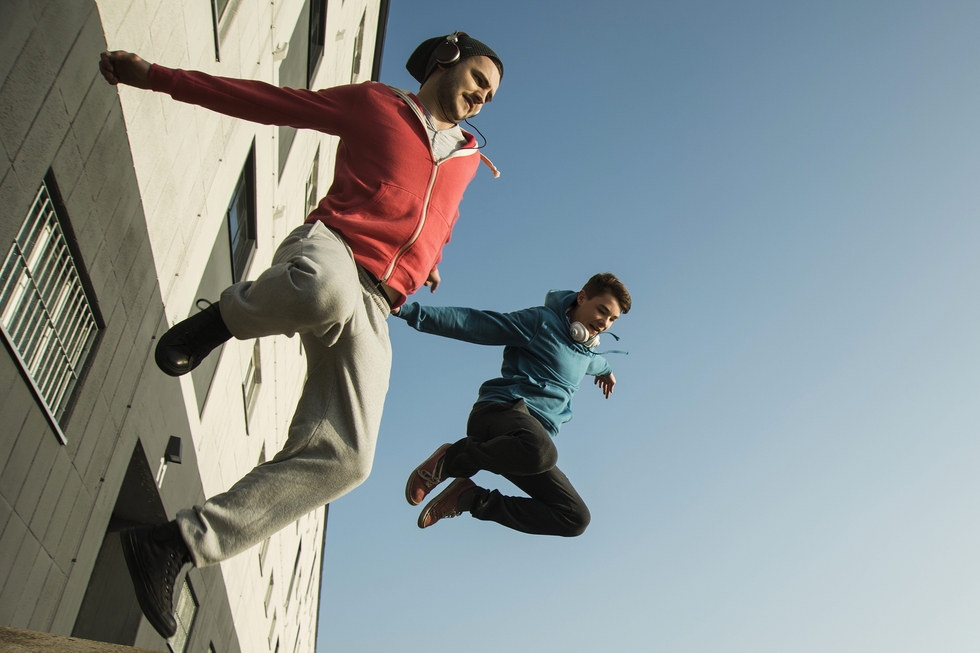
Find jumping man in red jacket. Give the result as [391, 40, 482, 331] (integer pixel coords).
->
[99, 32, 502, 639]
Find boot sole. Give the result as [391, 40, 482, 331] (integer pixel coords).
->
[154, 337, 191, 377]
[120, 528, 178, 639]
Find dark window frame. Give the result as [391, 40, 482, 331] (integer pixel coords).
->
[228, 143, 257, 284]
[307, 0, 327, 87]
[241, 339, 262, 433]
[350, 10, 366, 83]
[191, 141, 257, 415]
[210, 0, 239, 61]
[279, 0, 327, 178]
[305, 146, 320, 217]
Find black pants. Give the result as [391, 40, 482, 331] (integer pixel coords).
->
[442, 399, 590, 537]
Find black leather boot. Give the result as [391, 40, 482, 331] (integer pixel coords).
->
[120, 521, 192, 639]
[155, 301, 232, 376]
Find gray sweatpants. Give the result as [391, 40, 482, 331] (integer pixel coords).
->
[176, 222, 391, 567]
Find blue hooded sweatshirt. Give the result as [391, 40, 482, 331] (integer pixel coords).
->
[394, 290, 612, 436]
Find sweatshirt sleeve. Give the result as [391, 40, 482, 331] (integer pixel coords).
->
[587, 354, 612, 377]
[149, 64, 362, 134]
[394, 303, 541, 347]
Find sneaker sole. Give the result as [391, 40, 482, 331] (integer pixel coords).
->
[405, 443, 451, 506]
[120, 528, 178, 639]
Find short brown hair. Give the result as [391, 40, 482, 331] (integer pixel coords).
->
[582, 273, 631, 314]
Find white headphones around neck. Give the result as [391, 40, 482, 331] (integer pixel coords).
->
[569, 321, 599, 348]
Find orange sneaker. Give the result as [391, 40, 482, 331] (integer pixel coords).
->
[405, 443, 451, 506]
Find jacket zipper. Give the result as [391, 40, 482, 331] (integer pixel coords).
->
[381, 88, 488, 283]
[381, 162, 437, 281]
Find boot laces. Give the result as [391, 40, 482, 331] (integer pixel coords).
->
[162, 553, 180, 610]
[176, 300, 225, 349]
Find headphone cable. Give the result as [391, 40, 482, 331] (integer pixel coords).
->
[463, 119, 487, 148]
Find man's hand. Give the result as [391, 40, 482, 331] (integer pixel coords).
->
[99, 51, 152, 89]
[594, 373, 616, 399]
[424, 267, 441, 292]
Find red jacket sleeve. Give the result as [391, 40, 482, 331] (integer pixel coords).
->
[149, 64, 365, 136]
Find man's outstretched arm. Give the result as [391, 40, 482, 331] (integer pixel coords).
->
[98, 50, 361, 134]
[394, 302, 540, 348]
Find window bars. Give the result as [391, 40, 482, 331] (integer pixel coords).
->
[0, 181, 98, 441]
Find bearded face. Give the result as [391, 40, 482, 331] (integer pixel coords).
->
[428, 56, 501, 124]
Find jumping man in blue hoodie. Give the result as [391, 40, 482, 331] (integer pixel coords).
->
[394, 273, 631, 536]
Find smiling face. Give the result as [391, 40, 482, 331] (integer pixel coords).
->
[569, 291, 623, 339]
[420, 55, 501, 125]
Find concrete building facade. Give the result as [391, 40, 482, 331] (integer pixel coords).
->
[0, 1, 388, 651]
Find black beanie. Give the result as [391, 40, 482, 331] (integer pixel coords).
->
[405, 32, 503, 85]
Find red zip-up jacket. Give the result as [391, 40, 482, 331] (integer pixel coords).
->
[149, 65, 498, 307]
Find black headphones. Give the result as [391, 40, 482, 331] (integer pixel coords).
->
[433, 31, 468, 67]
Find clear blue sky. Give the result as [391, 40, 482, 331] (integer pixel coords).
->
[317, 2, 980, 651]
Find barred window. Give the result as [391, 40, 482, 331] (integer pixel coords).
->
[0, 175, 100, 442]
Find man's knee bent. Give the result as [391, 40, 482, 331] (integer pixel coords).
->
[343, 448, 375, 489]
[562, 505, 591, 537]
[524, 437, 559, 474]
[289, 259, 359, 327]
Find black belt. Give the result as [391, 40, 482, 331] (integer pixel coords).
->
[360, 267, 394, 308]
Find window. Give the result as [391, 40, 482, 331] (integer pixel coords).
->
[0, 173, 102, 443]
[264, 571, 275, 616]
[258, 534, 271, 574]
[305, 147, 320, 218]
[279, 0, 327, 177]
[191, 143, 256, 414]
[269, 612, 277, 649]
[304, 554, 317, 600]
[228, 144, 257, 283]
[169, 577, 198, 653]
[285, 544, 302, 612]
[209, 0, 243, 61]
[209, 0, 229, 60]
[350, 11, 366, 83]
[307, 0, 326, 86]
[242, 340, 262, 431]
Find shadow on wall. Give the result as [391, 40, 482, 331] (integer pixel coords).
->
[71, 440, 167, 645]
